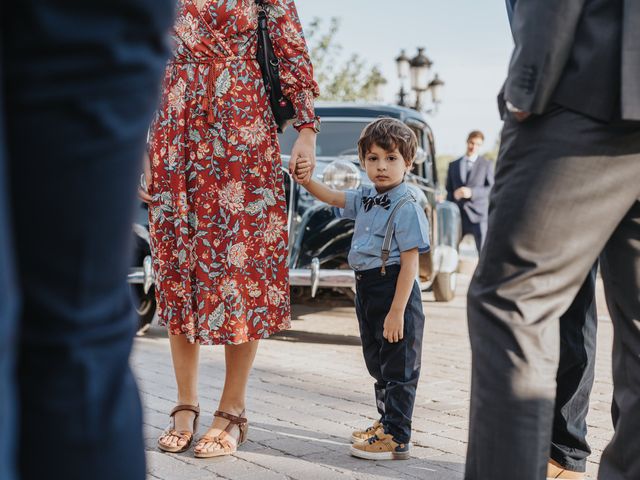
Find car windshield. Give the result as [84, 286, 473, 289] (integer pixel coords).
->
[278, 121, 369, 157]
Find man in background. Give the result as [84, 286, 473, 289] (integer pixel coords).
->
[446, 130, 494, 253]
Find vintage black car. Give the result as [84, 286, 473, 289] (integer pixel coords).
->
[129, 102, 461, 333]
[279, 103, 461, 302]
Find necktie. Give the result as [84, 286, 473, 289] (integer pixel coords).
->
[463, 158, 473, 183]
[362, 193, 391, 212]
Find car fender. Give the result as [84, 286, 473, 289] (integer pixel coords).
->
[433, 200, 461, 274]
[289, 203, 353, 269]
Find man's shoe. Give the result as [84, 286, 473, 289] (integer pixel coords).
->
[547, 459, 585, 479]
[350, 432, 410, 460]
[351, 420, 383, 444]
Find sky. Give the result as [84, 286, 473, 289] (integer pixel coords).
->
[296, 0, 515, 156]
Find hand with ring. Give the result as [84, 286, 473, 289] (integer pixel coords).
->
[138, 151, 153, 203]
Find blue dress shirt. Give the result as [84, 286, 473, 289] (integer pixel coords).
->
[338, 182, 430, 271]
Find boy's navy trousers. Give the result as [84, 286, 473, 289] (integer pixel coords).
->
[355, 264, 425, 444]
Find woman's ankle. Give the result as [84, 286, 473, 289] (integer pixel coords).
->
[177, 396, 199, 407]
[217, 402, 245, 415]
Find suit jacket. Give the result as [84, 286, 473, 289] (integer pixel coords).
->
[503, 0, 640, 122]
[446, 156, 495, 224]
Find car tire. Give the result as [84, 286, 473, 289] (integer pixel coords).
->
[433, 272, 456, 302]
[132, 285, 156, 336]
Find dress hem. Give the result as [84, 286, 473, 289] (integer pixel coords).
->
[162, 321, 291, 346]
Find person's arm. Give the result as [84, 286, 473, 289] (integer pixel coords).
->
[262, 0, 320, 174]
[265, 0, 319, 127]
[301, 178, 346, 209]
[383, 248, 419, 344]
[505, 0, 587, 115]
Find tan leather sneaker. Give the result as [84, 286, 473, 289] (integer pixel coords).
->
[350, 432, 410, 460]
[547, 459, 585, 479]
[351, 420, 383, 444]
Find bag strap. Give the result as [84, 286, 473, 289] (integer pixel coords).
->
[380, 194, 415, 276]
[254, 0, 289, 107]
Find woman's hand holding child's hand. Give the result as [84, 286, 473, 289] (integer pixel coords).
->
[383, 309, 404, 343]
[293, 157, 313, 185]
[290, 128, 316, 184]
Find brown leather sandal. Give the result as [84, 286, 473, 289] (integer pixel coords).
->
[193, 410, 248, 458]
[157, 404, 200, 453]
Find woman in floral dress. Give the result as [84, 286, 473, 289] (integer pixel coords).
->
[141, 0, 319, 457]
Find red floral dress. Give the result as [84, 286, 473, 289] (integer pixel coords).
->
[148, 0, 319, 345]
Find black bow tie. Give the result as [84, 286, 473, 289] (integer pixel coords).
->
[362, 193, 391, 212]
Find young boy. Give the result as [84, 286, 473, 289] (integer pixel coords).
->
[293, 118, 429, 460]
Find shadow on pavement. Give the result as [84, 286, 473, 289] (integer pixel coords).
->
[241, 421, 465, 479]
[270, 329, 362, 346]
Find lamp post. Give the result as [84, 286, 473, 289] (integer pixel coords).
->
[427, 73, 445, 111]
[395, 47, 444, 113]
[395, 49, 410, 107]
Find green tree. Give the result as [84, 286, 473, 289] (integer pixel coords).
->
[306, 17, 387, 102]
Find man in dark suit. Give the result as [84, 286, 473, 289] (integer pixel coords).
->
[465, 1, 640, 479]
[503, 2, 600, 479]
[446, 131, 494, 252]
[0, 2, 173, 479]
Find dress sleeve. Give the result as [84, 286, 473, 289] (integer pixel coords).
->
[264, 0, 320, 126]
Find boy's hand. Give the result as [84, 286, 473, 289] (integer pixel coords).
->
[383, 309, 404, 343]
[293, 157, 313, 185]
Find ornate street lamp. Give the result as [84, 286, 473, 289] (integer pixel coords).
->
[428, 73, 445, 110]
[395, 49, 410, 107]
[409, 47, 432, 111]
[395, 49, 411, 79]
[409, 48, 432, 92]
[395, 47, 444, 113]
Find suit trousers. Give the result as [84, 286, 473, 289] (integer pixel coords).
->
[0, 2, 172, 479]
[465, 106, 640, 480]
[552, 264, 597, 472]
[461, 214, 487, 253]
[355, 264, 425, 444]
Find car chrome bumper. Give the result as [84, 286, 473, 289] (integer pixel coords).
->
[289, 258, 355, 297]
[127, 255, 154, 294]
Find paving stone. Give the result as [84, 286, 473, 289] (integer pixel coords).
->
[134, 273, 614, 479]
[146, 451, 223, 480]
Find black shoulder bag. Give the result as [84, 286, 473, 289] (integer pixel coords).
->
[255, 0, 296, 132]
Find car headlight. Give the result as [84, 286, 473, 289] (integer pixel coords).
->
[322, 160, 361, 191]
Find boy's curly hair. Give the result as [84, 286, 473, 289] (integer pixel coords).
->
[357, 118, 418, 167]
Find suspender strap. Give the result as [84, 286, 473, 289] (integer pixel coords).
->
[380, 194, 414, 276]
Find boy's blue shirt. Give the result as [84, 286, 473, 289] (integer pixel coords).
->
[337, 182, 430, 271]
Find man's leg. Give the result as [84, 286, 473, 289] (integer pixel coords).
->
[461, 214, 482, 253]
[465, 108, 640, 480]
[551, 264, 598, 472]
[0, 30, 19, 480]
[5, 2, 173, 479]
[598, 200, 640, 480]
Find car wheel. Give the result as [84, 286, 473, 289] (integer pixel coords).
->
[131, 285, 156, 336]
[433, 272, 456, 302]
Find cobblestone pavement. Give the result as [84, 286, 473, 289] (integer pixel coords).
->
[133, 273, 614, 479]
